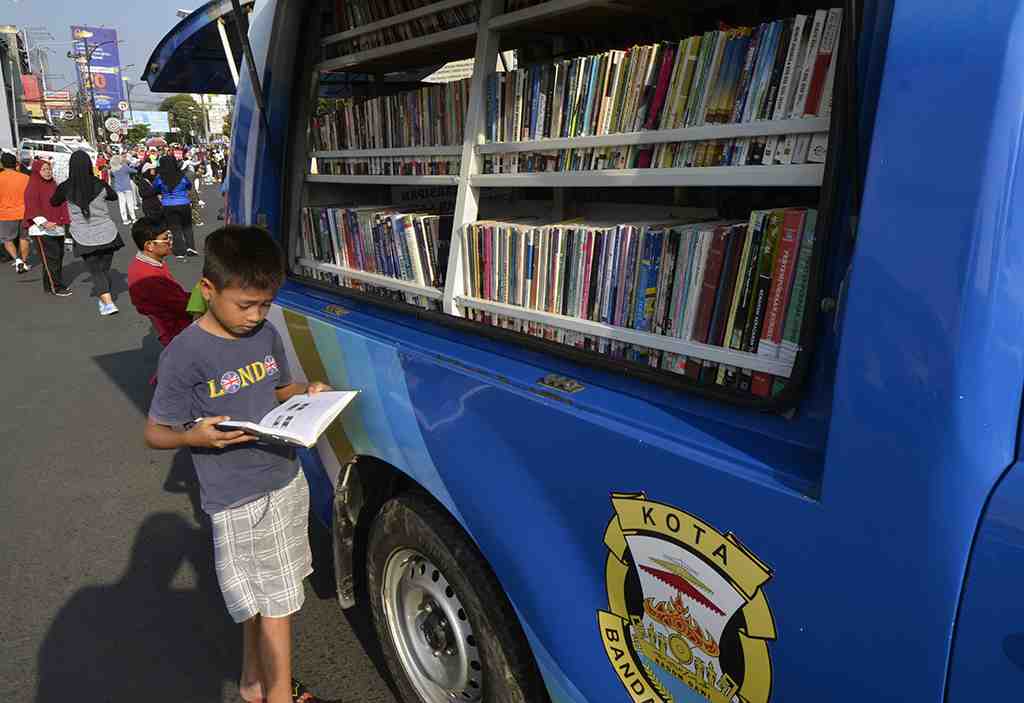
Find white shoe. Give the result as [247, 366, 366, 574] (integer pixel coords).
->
[99, 301, 119, 316]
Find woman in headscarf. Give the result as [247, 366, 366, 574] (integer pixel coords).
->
[153, 155, 196, 258]
[24, 158, 72, 297]
[51, 149, 124, 316]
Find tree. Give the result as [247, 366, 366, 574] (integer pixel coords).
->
[125, 123, 150, 145]
[159, 94, 203, 143]
[222, 110, 232, 138]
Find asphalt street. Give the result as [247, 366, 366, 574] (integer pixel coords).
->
[0, 185, 400, 703]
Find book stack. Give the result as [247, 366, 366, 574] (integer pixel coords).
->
[462, 207, 817, 396]
[317, 155, 461, 176]
[324, 0, 479, 55]
[300, 206, 453, 308]
[482, 8, 842, 174]
[313, 79, 471, 151]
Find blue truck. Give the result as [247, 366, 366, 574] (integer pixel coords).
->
[144, 0, 1024, 700]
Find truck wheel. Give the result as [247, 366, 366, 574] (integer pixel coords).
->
[367, 492, 548, 703]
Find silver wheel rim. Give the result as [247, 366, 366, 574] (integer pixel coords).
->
[382, 548, 483, 702]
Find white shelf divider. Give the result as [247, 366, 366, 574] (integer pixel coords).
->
[307, 174, 460, 185]
[317, 23, 477, 72]
[314, 146, 463, 159]
[322, 0, 474, 45]
[442, 0, 501, 316]
[476, 117, 830, 154]
[455, 296, 794, 378]
[470, 164, 825, 188]
[298, 258, 444, 300]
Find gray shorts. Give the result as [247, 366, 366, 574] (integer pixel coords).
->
[0, 219, 22, 242]
[211, 469, 313, 623]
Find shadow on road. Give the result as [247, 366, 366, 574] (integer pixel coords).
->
[164, 448, 210, 530]
[92, 330, 163, 415]
[35, 512, 240, 703]
[307, 513, 401, 699]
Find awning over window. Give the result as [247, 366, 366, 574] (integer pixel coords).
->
[142, 0, 253, 95]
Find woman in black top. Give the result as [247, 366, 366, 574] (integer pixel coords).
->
[51, 150, 125, 316]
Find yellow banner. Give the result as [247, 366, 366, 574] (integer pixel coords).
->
[598, 611, 667, 703]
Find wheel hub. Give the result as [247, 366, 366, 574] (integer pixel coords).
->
[382, 549, 483, 702]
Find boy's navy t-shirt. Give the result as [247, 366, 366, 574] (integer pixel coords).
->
[149, 320, 297, 514]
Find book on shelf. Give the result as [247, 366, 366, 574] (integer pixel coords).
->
[298, 205, 453, 309]
[461, 208, 818, 394]
[316, 155, 461, 176]
[481, 9, 842, 174]
[312, 78, 470, 152]
[323, 0, 478, 56]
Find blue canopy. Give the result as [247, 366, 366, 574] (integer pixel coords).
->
[144, 0, 441, 98]
[142, 0, 253, 95]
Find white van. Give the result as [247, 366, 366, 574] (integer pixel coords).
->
[18, 139, 96, 182]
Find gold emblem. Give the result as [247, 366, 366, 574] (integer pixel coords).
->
[598, 492, 777, 703]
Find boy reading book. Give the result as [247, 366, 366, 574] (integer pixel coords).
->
[144, 225, 335, 703]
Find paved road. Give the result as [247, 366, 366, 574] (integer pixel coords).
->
[0, 185, 400, 703]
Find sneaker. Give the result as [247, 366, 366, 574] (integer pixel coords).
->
[99, 302, 119, 316]
[186, 248, 200, 257]
[176, 255, 187, 261]
[53, 287, 73, 297]
[15, 261, 28, 274]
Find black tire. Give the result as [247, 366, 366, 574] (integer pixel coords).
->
[366, 491, 549, 703]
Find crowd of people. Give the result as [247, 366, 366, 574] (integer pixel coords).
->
[0, 143, 227, 316]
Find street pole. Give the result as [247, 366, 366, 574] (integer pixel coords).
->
[81, 36, 99, 145]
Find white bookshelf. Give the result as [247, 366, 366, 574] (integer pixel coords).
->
[322, 0, 475, 45]
[317, 24, 478, 73]
[298, 258, 444, 300]
[307, 174, 460, 185]
[314, 146, 463, 159]
[302, 0, 833, 389]
[477, 117, 830, 154]
[456, 296, 794, 377]
[470, 164, 825, 188]
[489, 0, 630, 31]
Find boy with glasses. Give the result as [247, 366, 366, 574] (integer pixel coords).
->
[128, 215, 192, 347]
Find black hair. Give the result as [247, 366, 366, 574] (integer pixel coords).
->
[1, 152, 16, 168]
[131, 214, 171, 250]
[202, 225, 285, 291]
[66, 150, 100, 220]
[157, 155, 183, 190]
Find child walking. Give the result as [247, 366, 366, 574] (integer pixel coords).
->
[143, 226, 335, 703]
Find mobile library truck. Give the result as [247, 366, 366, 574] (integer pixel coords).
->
[145, 1, 1024, 701]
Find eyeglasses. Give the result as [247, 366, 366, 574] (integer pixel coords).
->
[152, 232, 173, 245]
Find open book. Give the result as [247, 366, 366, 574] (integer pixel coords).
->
[218, 391, 359, 447]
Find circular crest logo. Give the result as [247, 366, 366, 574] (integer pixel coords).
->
[264, 355, 279, 377]
[598, 492, 776, 703]
[220, 371, 242, 394]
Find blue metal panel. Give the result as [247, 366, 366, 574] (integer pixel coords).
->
[947, 462, 1024, 700]
[824, 0, 1024, 699]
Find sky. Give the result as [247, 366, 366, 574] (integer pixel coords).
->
[2, 0, 211, 109]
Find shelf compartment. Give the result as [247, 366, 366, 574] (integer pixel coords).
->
[322, 0, 475, 45]
[313, 146, 464, 158]
[298, 259, 444, 300]
[317, 23, 478, 73]
[456, 296, 794, 377]
[469, 164, 824, 188]
[307, 174, 460, 185]
[477, 118, 830, 155]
